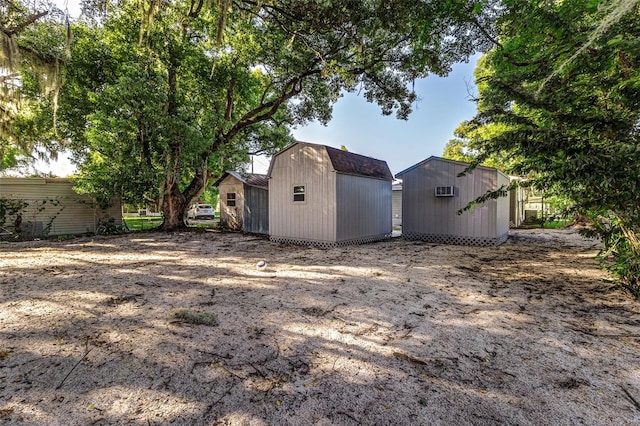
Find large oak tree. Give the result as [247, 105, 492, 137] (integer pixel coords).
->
[3, 0, 495, 228]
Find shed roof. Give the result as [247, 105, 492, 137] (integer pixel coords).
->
[395, 156, 508, 179]
[213, 171, 269, 189]
[324, 145, 393, 180]
[269, 141, 393, 181]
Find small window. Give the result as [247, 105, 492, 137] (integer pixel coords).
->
[226, 192, 236, 207]
[293, 185, 305, 202]
[435, 186, 455, 197]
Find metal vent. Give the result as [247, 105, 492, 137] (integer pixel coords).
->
[435, 186, 455, 197]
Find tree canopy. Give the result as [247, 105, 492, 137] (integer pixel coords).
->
[458, 0, 640, 292]
[2, 0, 496, 228]
[0, 0, 69, 170]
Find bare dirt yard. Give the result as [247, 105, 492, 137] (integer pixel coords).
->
[1, 228, 639, 425]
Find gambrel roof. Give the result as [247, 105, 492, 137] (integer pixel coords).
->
[269, 141, 393, 181]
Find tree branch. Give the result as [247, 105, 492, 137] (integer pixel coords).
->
[3, 11, 49, 36]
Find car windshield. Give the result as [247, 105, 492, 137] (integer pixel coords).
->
[199, 205, 212, 209]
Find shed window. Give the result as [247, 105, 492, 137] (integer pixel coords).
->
[226, 192, 236, 207]
[435, 186, 455, 197]
[293, 185, 305, 202]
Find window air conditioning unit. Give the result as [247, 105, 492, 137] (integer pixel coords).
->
[435, 186, 455, 197]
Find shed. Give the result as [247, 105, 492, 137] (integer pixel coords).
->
[509, 177, 526, 227]
[392, 182, 402, 228]
[268, 141, 393, 247]
[214, 171, 269, 234]
[0, 177, 122, 237]
[395, 156, 509, 246]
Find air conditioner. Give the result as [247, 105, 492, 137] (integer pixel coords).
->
[435, 186, 455, 197]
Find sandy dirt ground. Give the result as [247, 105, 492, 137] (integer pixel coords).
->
[1, 228, 639, 425]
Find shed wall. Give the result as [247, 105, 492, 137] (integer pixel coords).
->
[335, 174, 391, 242]
[1, 178, 121, 236]
[401, 159, 507, 246]
[243, 185, 269, 234]
[496, 173, 511, 238]
[392, 188, 402, 227]
[269, 144, 337, 243]
[509, 184, 526, 227]
[218, 176, 245, 230]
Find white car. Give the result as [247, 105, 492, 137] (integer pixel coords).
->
[187, 204, 216, 220]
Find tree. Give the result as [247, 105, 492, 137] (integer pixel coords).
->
[459, 0, 640, 292]
[8, 0, 496, 229]
[0, 0, 70, 171]
[441, 120, 513, 170]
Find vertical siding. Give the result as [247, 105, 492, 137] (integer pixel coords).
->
[1, 178, 121, 236]
[392, 188, 402, 227]
[269, 143, 336, 242]
[496, 172, 510, 236]
[335, 175, 391, 241]
[244, 185, 269, 234]
[402, 159, 503, 240]
[219, 176, 244, 230]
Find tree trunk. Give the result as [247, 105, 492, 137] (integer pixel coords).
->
[159, 175, 189, 231]
[159, 169, 210, 231]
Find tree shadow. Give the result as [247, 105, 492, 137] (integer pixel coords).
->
[0, 229, 638, 425]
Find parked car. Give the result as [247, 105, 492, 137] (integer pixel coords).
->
[187, 204, 216, 220]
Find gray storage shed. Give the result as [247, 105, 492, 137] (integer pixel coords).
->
[268, 141, 393, 247]
[215, 171, 269, 234]
[395, 156, 510, 246]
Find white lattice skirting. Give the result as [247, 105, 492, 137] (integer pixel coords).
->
[270, 233, 391, 248]
[402, 231, 509, 247]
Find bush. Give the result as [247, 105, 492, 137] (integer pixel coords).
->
[582, 211, 640, 298]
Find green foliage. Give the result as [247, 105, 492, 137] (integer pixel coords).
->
[95, 216, 128, 235]
[459, 0, 640, 291]
[8, 0, 494, 230]
[582, 210, 640, 298]
[0, 197, 28, 227]
[0, 1, 69, 171]
[123, 216, 162, 231]
[31, 197, 64, 237]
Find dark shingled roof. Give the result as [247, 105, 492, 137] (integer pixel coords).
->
[213, 171, 268, 189]
[325, 145, 393, 181]
[243, 173, 269, 189]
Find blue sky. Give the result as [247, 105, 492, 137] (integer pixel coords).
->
[286, 56, 480, 176]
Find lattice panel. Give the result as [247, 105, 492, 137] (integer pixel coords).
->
[270, 233, 391, 248]
[402, 231, 509, 247]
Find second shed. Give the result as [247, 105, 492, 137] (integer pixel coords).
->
[395, 156, 509, 246]
[215, 171, 269, 234]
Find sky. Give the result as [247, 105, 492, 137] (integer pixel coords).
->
[288, 57, 480, 176]
[36, 1, 481, 178]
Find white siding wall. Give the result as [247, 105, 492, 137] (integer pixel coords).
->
[496, 172, 511, 237]
[1, 178, 121, 236]
[219, 176, 244, 230]
[269, 144, 337, 242]
[336, 175, 391, 241]
[392, 189, 402, 227]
